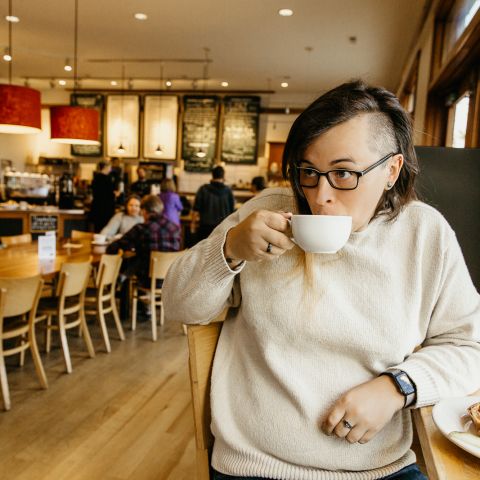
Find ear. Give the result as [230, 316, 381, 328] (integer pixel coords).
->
[386, 154, 404, 188]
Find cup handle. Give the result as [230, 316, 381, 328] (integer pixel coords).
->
[286, 218, 296, 244]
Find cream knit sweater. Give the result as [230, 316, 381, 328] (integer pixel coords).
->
[163, 187, 480, 480]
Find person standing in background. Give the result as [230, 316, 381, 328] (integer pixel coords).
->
[90, 161, 115, 232]
[160, 178, 183, 226]
[109, 157, 125, 206]
[193, 165, 235, 241]
[130, 166, 150, 198]
[251, 175, 266, 195]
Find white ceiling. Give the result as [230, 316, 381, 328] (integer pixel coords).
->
[0, 0, 429, 102]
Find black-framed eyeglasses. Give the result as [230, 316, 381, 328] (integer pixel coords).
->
[295, 152, 398, 190]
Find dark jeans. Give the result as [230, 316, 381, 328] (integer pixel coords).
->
[212, 463, 427, 480]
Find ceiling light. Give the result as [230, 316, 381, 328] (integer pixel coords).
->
[117, 143, 126, 154]
[5, 15, 19, 23]
[64, 58, 72, 71]
[58, 79, 66, 86]
[155, 145, 164, 155]
[281, 82, 289, 88]
[3, 50, 12, 62]
[134, 12, 148, 20]
[221, 81, 229, 87]
[278, 8, 293, 16]
[110, 80, 118, 86]
[165, 80, 172, 87]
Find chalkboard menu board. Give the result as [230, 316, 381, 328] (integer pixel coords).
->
[221, 96, 260, 165]
[31, 214, 58, 232]
[182, 96, 219, 172]
[70, 93, 104, 157]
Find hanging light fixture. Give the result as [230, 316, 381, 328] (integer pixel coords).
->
[0, 0, 41, 134]
[195, 48, 209, 159]
[154, 63, 165, 156]
[116, 64, 126, 154]
[50, 0, 99, 145]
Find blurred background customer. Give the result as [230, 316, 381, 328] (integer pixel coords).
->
[90, 161, 115, 232]
[100, 194, 143, 241]
[160, 177, 183, 226]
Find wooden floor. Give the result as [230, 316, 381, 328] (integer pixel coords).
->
[0, 318, 196, 480]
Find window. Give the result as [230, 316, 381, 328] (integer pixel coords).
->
[447, 94, 471, 147]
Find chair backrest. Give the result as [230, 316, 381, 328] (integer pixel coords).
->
[96, 254, 122, 288]
[0, 233, 32, 247]
[71, 230, 94, 241]
[0, 275, 43, 319]
[57, 261, 92, 298]
[150, 251, 184, 280]
[186, 312, 226, 480]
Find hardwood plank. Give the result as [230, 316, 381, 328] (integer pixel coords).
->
[0, 319, 196, 480]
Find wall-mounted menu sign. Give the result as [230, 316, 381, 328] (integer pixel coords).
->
[221, 96, 260, 165]
[182, 96, 219, 172]
[30, 214, 58, 232]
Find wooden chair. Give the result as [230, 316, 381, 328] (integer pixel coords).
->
[0, 233, 32, 247]
[38, 261, 95, 373]
[131, 250, 185, 341]
[0, 275, 48, 410]
[71, 230, 94, 241]
[186, 314, 226, 480]
[84, 254, 124, 353]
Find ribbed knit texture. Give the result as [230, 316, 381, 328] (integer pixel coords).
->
[163, 187, 480, 480]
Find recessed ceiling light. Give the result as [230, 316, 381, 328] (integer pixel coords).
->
[64, 59, 72, 72]
[165, 80, 172, 87]
[3, 52, 12, 62]
[5, 15, 20, 23]
[134, 12, 148, 20]
[221, 81, 229, 87]
[278, 8, 293, 17]
[111, 80, 118, 86]
[58, 80, 66, 86]
[281, 82, 289, 88]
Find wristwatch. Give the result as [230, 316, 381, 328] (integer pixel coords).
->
[380, 369, 416, 407]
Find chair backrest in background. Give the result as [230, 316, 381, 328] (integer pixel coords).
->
[96, 254, 122, 288]
[0, 233, 32, 247]
[0, 275, 43, 318]
[71, 230, 94, 241]
[150, 251, 184, 280]
[57, 261, 92, 298]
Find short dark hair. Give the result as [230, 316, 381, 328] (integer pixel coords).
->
[140, 195, 164, 215]
[251, 176, 266, 191]
[97, 161, 109, 171]
[282, 79, 418, 220]
[212, 166, 225, 180]
[125, 194, 141, 206]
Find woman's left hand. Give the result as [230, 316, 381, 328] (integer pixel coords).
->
[321, 376, 405, 444]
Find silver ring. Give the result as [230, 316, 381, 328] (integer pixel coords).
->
[343, 420, 353, 430]
[266, 242, 272, 254]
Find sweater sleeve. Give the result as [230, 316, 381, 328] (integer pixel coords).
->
[394, 230, 480, 407]
[100, 212, 122, 238]
[162, 210, 245, 325]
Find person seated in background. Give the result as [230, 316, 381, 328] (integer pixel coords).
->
[100, 194, 143, 241]
[160, 177, 183, 226]
[193, 165, 235, 242]
[107, 194, 181, 320]
[130, 166, 150, 198]
[251, 175, 266, 194]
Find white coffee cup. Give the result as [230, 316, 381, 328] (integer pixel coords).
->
[291, 214, 352, 253]
[93, 233, 106, 244]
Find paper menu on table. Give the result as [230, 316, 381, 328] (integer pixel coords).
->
[38, 233, 56, 259]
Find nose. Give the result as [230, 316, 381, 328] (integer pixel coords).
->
[313, 176, 335, 207]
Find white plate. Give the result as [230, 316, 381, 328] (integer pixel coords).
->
[432, 396, 480, 459]
[91, 241, 109, 246]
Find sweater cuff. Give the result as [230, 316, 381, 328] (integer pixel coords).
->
[203, 228, 245, 284]
[392, 361, 439, 408]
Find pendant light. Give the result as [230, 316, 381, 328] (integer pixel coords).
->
[50, 0, 99, 145]
[154, 64, 165, 156]
[0, 0, 41, 134]
[195, 48, 209, 159]
[116, 65, 126, 154]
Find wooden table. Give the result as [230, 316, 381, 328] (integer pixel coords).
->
[413, 398, 480, 479]
[0, 239, 101, 278]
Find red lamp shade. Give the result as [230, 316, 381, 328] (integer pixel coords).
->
[0, 84, 41, 134]
[50, 105, 100, 145]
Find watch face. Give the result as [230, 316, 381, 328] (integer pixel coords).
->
[397, 373, 415, 395]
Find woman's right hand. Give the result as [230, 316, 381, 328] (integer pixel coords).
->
[224, 209, 295, 262]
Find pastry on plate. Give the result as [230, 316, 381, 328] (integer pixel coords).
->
[467, 402, 480, 435]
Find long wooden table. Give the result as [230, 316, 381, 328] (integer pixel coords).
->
[0, 239, 101, 278]
[413, 395, 480, 479]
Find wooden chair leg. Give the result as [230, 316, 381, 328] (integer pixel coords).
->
[29, 324, 48, 389]
[80, 310, 95, 359]
[0, 351, 11, 411]
[58, 315, 73, 374]
[97, 300, 112, 354]
[111, 296, 125, 341]
[151, 293, 157, 342]
[45, 315, 52, 353]
[182, 324, 187, 335]
[19, 333, 26, 366]
[131, 292, 138, 331]
[160, 299, 165, 326]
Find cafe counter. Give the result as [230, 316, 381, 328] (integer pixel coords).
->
[0, 206, 88, 239]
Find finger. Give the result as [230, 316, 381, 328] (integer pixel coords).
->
[265, 230, 295, 251]
[345, 425, 368, 444]
[357, 429, 378, 444]
[263, 211, 292, 234]
[322, 406, 345, 435]
[333, 418, 355, 439]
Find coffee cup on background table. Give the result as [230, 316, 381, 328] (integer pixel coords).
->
[290, 214, 352, 254]
[93, 233, 106, 244]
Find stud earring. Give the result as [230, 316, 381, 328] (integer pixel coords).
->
[386, 182, 393, 190]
